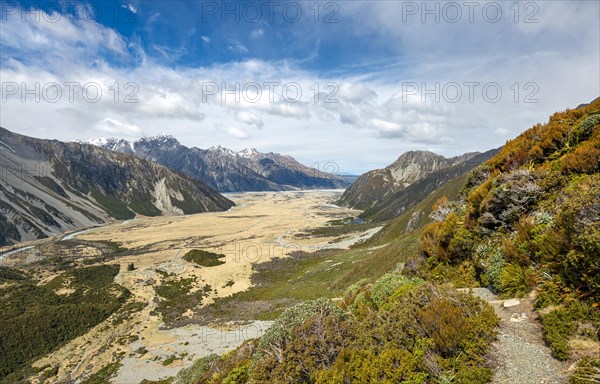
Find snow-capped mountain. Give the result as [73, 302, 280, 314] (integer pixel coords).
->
[237, 147, 260, 158]
[80, 137, 135, 155]
[82, 135, 351, 192]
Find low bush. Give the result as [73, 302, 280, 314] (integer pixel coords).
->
[499, 263, 537, 298]
[183, 249, 225, 267]
[174, 354, 219, 384]
[418, 297, 468, 355]
[541, 301, 596, 360]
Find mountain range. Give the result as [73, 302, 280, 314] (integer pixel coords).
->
[0, 128, 233, 246]
[82, 135, 352, 192]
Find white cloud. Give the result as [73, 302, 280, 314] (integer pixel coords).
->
[337, 82, 377, 103]
[227, 40, 248, 54]
[95, 118, 142, 136]
[200, 35, 210, 43]
[135, 88, 204, 121]
[122, 3, 138, 15]
[235, 111, 264, 128]
[251, 29, 265, 39]
[151, 45, 187, 61]
[226, 126, 249, 139]
[0, 6, 128, 62]
[369, 119, 402, 134]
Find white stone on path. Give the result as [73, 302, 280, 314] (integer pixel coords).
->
[503, 298, 521, 308]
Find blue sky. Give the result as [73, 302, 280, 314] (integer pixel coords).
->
[8, 0, 397, 72]
[1, 0, 599, 174]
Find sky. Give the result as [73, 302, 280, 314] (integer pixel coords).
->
[0, 0, 598, 174]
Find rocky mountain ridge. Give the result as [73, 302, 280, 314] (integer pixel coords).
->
[82, 135, 350, 192]
[338, 150, 482, 211]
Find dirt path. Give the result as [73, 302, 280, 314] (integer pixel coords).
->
[469, 288, 569, 384]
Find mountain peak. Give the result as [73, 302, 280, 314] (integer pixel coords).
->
[208, 145, 237, 156]
[238, 148, 260, 157]
[139, 133, 180, 147]
[339, 148, 489, 212]
[395, 150, 445, 161]
[146, 133, 176, 140]
[81, 137, 134, 154]
[156, 132, 174, 139]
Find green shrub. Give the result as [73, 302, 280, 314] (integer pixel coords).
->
[183, 250, 225, 267]
[454, 365, 494, 384]
[192, 341, 257, 384]
[162, 354, 178, 366]
[222, 365, 250, 384]
[449, 261, 479, 288]
[568, 114, 600, 147]
[152, 278, 211, 326]
[174, 354, 219, 384]
[315, 347, 427, 383]
[534, 280, 565, 309]
[550, 175, 600, 296]
[541, 302, 587, 360]
[418, 298, 468, 355]
[370, 273, 424, 309]
[256, 298, 345, 359]
[0, 267, 27, 282]
[340, 278, 370, 310]
[447, 227, 477, 262]
[80, 362, 122, 384]
[499, 263, 536, 297]
[253, 313, 352, 383]
[481, 245, 505, 292]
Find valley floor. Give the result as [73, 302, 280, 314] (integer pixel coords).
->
[2, 191, 379, 383]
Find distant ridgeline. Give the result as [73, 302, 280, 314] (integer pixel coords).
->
[83, 135, 351, 192]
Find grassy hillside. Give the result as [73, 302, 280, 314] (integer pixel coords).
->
[418, 99, 600, 373]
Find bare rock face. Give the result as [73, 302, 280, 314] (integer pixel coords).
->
[0, 128, 234, 246]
